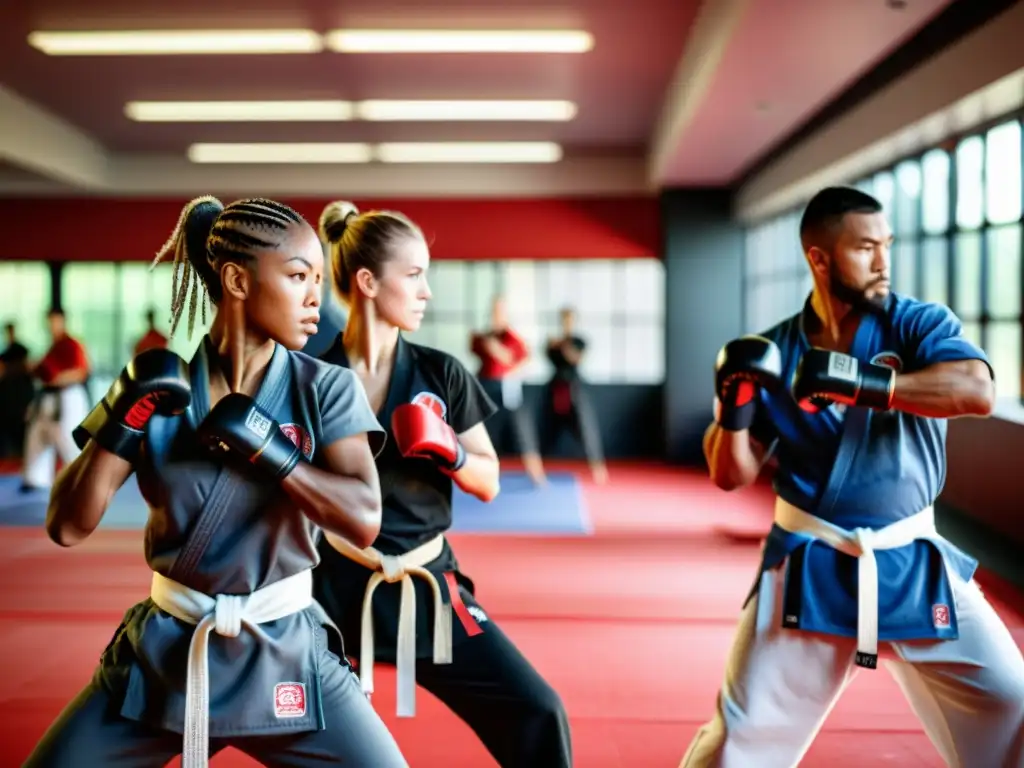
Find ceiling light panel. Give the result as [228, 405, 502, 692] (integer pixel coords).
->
[27, 30, 323, 56]
[126, 101, 353, 122]
[325, 29, 593, 54]
[376, 142, 563, 163]
[125, 100, 576, 123]
[355, 100, 577, 121]
[185, 142, 564, 164]
[187, 143, 373, 164]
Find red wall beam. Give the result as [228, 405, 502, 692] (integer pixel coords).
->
[0, 197, 661, 262]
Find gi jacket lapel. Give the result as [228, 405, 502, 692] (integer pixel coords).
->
[811, 307, 888, 518]
[169, 338, 290, 583]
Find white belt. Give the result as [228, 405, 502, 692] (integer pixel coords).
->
[324, 532, 452, 717]
[773, 498, 937, 668]
[150, 569, 314, 768]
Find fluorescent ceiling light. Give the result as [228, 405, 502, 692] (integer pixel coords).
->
[355, 100, 577, 121]
[188, 143, 373, 164]
[27, 30, 323, 56]
[186, 142, 563, 164]
[325, 29, 593, 54]
[124, 99, 575, 123]
[126, 101, 353, 122]
[376, 142, 563, 163]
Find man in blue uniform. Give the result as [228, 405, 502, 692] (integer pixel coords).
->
[682, 187, 1024, 767]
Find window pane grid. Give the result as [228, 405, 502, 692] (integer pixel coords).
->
[50, 258, 663, 388]
[402, 258, 666, 385]
[0, 262, 52, 359]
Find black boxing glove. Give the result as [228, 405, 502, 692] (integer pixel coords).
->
[791, 348, 895, 413]
[199, 393, 301, 480]
[73, 349, 191, 462]
[714, 336, 783, 431]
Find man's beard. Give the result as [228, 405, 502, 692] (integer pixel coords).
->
[829, 260, 887, 313]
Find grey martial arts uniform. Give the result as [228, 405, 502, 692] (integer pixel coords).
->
[26, 338, 407, 768]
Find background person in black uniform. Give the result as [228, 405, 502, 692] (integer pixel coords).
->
[26, 197, 407, 768]
[0, 322, 33, 459]
[314, 200, 572, 768]
[544, 306, 608, 484]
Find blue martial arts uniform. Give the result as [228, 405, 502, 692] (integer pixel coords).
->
[749, 293, 989, 643]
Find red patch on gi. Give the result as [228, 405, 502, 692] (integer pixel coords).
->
[932, 603, 950, 628]
[870, 351, 904, 373]
[279, 424, 314, 458]
[274, 682, 306, 718]
[412, 391, 448, 420]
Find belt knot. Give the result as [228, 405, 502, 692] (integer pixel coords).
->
[213, 594, 243, 637]
[849, 527, 875, 554]
[379, 555, 408, 583]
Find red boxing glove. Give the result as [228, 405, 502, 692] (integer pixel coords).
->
[391, 403, 467, 472]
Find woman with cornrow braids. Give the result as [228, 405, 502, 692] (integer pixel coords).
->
[26, 196, 408, 768]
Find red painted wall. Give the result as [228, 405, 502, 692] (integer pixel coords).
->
[0, 197, 661, 262]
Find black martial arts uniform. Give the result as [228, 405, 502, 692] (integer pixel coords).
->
[543, 336, 604, 462]
[315, 334, 572, 768]
[27, 338, 407, 768]
[0, 339, 32, 458]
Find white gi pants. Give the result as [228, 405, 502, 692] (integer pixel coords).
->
[22, 386, 90, 488]
[681, 558, 1024, 767]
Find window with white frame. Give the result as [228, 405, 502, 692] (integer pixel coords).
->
[406, 258, 666, 384]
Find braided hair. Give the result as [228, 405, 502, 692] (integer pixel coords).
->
[151, 197, 303, 337]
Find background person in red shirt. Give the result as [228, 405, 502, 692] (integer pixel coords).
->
[133, 308, 169, 356]
[21, 309, 91, 492]
[471, 295, 546, 485]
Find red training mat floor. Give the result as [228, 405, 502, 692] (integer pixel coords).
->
[0, 464, 1020, 767]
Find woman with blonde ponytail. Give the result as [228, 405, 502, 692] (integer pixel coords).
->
[313, 201, 572, 768]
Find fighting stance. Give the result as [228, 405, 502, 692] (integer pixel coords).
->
[21, 309, 91, 492]
[27, 197, 407, 767]
[314, 201, 572, 768]
[543, 307, 607, 484]
[471, 295, 546, 485]
[683, 187, 1024, 767]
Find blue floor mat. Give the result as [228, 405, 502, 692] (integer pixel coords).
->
[0, 471, 590, 536]
[452, 471, 590, 535]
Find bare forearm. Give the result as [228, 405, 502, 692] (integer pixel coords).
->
[561, 346, 582, 365]
[46, 443, 129, 547]
[488, 344, 515, 366]
[452, 451, 500, 502]
[281, 463, 381, 548]
[50, 368, 89, 387]
[704, 423, 765, 491]
[892, 362, 995, 419]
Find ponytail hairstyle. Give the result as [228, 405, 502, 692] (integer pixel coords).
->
[151, 196, 304, 337]
[318, 201, 424, 303]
